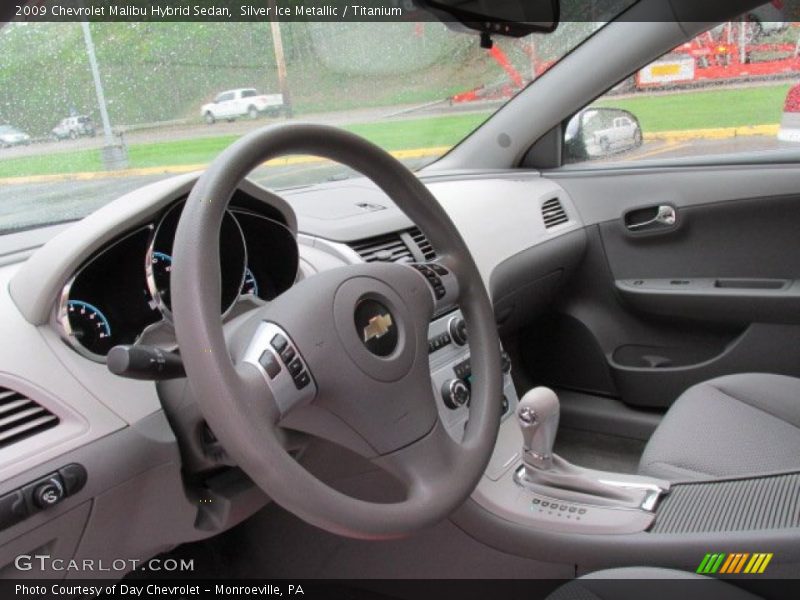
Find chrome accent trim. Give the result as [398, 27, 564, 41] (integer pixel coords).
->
[298, 234, 365, 265]
[513, 465, 668, 514]
[627, 205, 676, 231]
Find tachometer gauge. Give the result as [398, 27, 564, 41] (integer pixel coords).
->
[66, 300, 113, 356]
[241, 268, 259, 296]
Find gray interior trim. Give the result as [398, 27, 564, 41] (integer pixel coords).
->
[429, 177, 582, 287]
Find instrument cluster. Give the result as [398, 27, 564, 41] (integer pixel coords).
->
[57, 193, 298, 361]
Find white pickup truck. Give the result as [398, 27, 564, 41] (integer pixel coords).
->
[201, 88, 285, 124]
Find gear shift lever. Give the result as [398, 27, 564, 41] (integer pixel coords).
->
[517, 387, 560, 470]
[513, 386, 669, 512]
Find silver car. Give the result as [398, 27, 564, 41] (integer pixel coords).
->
[0, 125, 31, 148]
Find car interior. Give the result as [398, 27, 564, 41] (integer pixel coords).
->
[1, 0, 799, 597]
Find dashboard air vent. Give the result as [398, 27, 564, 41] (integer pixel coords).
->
[408, 227, 436, 261]
[0, 387, 59, 450]
[542, 197, 569, 229]
[349, 232, 414, 263]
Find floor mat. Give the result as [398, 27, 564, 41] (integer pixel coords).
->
[553, 428, 645, 474]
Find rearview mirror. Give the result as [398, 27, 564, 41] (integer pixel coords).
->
[564, 107, 642, 161]
[414, 0, 559, 37]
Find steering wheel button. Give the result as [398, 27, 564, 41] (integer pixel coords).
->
[258, 350, 281, 379]
[293, 371, 311, 390]
[434, 285, 446, 299]
[287, 357, 304, 377]
[430, 264, 449, 276]
[280, 346, 296, 364]
[270, 334, 288, 353]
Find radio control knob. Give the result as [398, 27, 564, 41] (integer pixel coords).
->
[448, 317, 468, 346]
[442, 379, 470, 409]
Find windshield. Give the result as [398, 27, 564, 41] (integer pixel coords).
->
[0, 20, 610, 233]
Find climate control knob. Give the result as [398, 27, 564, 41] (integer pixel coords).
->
[448, 317, 468, 346]
[442, 379, 470, 409]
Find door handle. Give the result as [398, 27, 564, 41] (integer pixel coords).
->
[626, 205, 677, 231]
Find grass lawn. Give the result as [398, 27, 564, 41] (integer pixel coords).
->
[597, 84, 791, 132]
[0, 112, 490, 179]
[0, 151, 104, 178]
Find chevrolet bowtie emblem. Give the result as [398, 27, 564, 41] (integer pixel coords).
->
[363, 313, 393, 342]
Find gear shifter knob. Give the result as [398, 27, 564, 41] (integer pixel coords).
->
[517, 387, 560, 470]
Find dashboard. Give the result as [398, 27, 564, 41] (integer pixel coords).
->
[0, 170, 585, 578]
[56, 191, 299, 360]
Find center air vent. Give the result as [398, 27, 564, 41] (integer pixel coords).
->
[348, 227, 437, 264]
[0, 387, 59, 450]
[542, 197, 568, 229]
[408, 227, 436, 261]
[349, 232, 415, 263]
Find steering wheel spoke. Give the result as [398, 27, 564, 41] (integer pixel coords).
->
[372, 418, 461, 491]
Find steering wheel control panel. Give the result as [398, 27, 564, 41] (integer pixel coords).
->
[428, 310, 518, 441]
[242, 322, 318, 416]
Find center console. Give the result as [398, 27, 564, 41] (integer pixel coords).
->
[427, 310, 518, 442]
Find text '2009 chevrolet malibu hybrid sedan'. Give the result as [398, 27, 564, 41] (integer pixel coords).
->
[1, 0, 800, 598]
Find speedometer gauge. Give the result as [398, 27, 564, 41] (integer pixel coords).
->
[66, 300, 113, 356]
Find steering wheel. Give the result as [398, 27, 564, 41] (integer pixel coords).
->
[170, 124, 503, 539]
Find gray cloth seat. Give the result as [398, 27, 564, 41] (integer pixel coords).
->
[546, 567, 760, 600]
[639, 373, 800, 481]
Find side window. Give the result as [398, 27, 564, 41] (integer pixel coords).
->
[241, 89, 257, 98]
[564, 12, 795, 165]
[217, 92, 234, 103]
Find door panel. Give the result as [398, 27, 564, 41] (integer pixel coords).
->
[601, 194, 800, 281]
[526, 167, 800, 409]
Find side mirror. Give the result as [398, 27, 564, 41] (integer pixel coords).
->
[565, 107, 642, 161]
